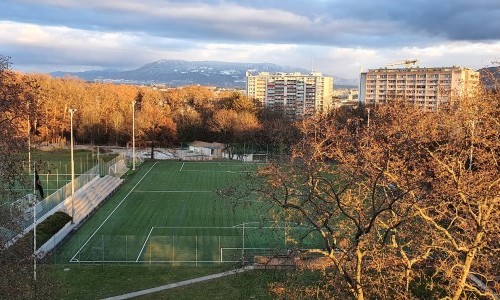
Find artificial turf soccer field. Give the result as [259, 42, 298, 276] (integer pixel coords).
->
[55, 160, 321, 265]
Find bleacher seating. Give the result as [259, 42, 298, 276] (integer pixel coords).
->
[62, 175, 123, 225]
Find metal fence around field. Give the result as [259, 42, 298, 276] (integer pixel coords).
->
[32, 164, 99, 222]
[31, 154, 126, 222]
[4, 154, 128, 246]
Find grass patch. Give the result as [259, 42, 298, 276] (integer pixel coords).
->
[135, 269, 286, 300]
[41, 263, 289, 300]
[45, 264, 238, 300]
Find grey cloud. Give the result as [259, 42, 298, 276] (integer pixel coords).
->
[3, 0, 499, 48]
[2, 0, 499, 76]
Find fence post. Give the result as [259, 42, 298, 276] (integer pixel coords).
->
[242, 223, 245, 264]
[102, 235, 104, 266]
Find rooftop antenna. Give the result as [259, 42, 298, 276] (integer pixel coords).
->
[384, 59, 419, 68]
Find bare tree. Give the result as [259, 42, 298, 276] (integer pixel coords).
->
[235, 91, 498, 299]
[408, 89, 500, 299]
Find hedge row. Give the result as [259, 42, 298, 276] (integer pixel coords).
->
[36, 211, 72, 248]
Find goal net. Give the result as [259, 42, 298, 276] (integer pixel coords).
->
[109, 159, 128, 178]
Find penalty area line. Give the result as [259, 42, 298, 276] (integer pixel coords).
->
[134, 190, 213, 193]
[136, 227, 155, 262]
[69, 162, 158, 262]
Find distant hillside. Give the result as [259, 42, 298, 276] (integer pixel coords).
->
[51, 59, 358, 88]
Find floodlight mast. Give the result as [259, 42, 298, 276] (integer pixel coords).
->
[33, 161, 36, 281]
[28, 118, 31, 170]
[69, 108, 77, 224]
[132, 101, 136, 171]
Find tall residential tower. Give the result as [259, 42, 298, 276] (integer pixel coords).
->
[359, 66, 479, 110]
[246, 71, 334, 119]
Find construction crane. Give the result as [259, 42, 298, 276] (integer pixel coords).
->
[385, 59, 418, 68]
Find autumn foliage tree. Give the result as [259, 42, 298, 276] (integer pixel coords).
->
[136, 92, 177, 158]
[0, 55, 58, 300]
[0, 55, 40, 197]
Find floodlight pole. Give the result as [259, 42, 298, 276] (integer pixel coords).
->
[32, 161, 36, 282]
[132, 101, 136, 171]
[69, 108, 77, 224]
[28, 118, 31, 171]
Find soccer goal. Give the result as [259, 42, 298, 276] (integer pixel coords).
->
[251, 153, 268, 163]
[109, 159, 128, 178]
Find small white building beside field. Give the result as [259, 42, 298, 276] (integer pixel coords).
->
[188, 141, 225, 158]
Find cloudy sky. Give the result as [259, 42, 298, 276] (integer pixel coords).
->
[1, 0, 499, 79]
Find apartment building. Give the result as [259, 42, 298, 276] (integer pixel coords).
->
[246, 71, 334, 119]
[359, 67, 479, 110]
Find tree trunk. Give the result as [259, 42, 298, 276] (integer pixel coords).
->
[356, 248, 365, 300]
[451, 248, 477, 300]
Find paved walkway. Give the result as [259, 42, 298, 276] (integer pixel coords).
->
[102, 265, 256, 300]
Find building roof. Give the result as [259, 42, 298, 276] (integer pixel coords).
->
[363, 66, 477, 74]
[189, 141, 225, 149]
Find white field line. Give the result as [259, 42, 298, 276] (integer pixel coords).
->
[69, 162, 158, 262]
[133, 190, 212, 193]
[217, 163, 247, 167]
[231, 222, 260, 227]
[70, 260, 243, 264]
[136, 227, 155, 262]
[178, 162, 244, 166]
[154, 226, 240, 229]
[178, 162, 249, 173]
[178, 170, 251, 174]
[152, 226, 294, 229]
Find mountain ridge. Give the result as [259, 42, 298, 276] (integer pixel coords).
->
[50, 59, 359, 88]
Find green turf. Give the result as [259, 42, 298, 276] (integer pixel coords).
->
[55, 160, 322, 265]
